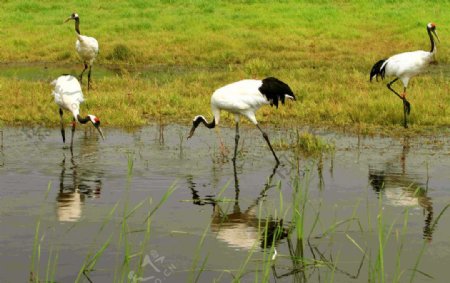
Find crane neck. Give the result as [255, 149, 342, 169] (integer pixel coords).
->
[76, 114, 90, 124]
[427, 28, 436, 54]
[74, 18, 81, 35]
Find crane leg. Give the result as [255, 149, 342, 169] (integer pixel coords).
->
[79, 63, 88, 84]
[59, 108, 65, 143]
[386, 79, 410, 128]
[87, 65, 92, 90]
[232, 157, 240, 205]
[402, 87, 410, 114]
[70, 118, 76, 150]
[386, 78, 402, 99]
[256, 124, 280, 164]
[403, 100, 409, 128]
[232, 122, 240, 162]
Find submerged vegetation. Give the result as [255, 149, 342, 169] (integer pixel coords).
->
[0, 1, 449, 132]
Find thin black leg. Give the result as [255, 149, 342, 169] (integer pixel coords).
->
[386, 78, 410, 128]
[403, 101, 408, 128]
[70, 118, 76, 150]
[232, 158, 240, 207]
[402, 87, 411, 115]
[232, 122, 240, 162]
[256, 124, 280, 164]
[386, 78, 402, 99]
[87, 65, 92, 90]
[59, 108, 65, 143]
[79, 63, 88, 84]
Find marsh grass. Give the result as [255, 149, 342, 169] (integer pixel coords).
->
[27, 154, 450, 282]
[29, 155, 177, 283]
[30, 182, 54, 283]
[214, 160, 450, 283]
[1, 1, 450, 132]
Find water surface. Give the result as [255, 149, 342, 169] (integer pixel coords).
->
[0, 125, 449, 282]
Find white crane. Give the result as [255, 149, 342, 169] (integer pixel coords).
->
[51, 75, 104, 150]
[370, 23, 439, 128]
[187, 77, 296, 164]
[65, 12, 99, 90]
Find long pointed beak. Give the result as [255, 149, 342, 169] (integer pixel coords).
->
[64, 17, 73, 23]
[433, 30, 440, 43]
[96, 127, 105, 140]
[187, 125, 196, 139]
[286, 94, 296, 101]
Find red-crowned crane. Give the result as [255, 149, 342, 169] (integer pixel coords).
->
[65, 12, 99, 90]
[51, 75, 104, 150]
[370, 23, 439, 128]
[187, 77, 296, 164]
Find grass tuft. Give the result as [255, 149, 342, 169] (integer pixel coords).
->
[106, 44, 135, 62]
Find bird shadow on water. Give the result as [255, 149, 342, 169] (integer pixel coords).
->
[368, 136, 435, 241]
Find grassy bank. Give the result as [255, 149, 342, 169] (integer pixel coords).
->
[0, 1, 449, 133]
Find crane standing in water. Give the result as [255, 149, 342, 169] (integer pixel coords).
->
[51, 75, 104, 150]
[187, 77, 295, 164]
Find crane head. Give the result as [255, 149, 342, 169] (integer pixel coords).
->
[427, 23, 440, 43]
[64, 12, 79, 23]
[88, 115, 105, 140]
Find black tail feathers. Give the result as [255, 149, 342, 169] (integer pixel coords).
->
[259, 77, 295, 108]
[370, 59, 386, 82]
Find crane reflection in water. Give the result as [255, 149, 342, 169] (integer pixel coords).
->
[56, 138, 104, 222]
[187, 162, 288, 251]
[369, 137, 434, 241]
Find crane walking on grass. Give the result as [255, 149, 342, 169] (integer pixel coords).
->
[187, 77, 296, 164]
[370, 23, 439, 128]
[52, 75, 104, 150]
[65, 12, 99, 90]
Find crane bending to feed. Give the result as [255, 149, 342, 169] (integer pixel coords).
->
[187, 77, 296, 164]
[370, 22, 439, 128]
[52, 75, 104, 150]
[65, 12, 99, 90]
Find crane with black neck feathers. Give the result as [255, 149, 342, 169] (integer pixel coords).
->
[370, 23, 439, 128]
[51, 75, 104, 150]
[65, 12, 99, 90]
[187, 77, 295, 164]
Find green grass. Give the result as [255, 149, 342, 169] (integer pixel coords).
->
[1, 1, 450, 132]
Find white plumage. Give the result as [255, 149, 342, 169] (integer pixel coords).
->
[188, 77, 295, 164]
[209, 79, 271, 125]
[65, 12, 99, 90]
[76, 34, 99, 66]
[380, 50, 435, 88]
[370, 22, 439, 128]
[52, 75, 84, 117]
[52, 75, 104, 149]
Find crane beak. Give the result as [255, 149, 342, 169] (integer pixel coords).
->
[187, 125, 196, 139]
[94, 125, 105, 140]
[64, 17, 73, 23]
[286, 94, 296, 101]
[432, 29, 440, 43]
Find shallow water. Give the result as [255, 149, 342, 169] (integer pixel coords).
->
[0, 125, 449, 282]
